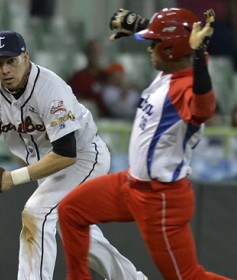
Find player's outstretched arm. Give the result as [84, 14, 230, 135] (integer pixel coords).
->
[109, 8, 149, 40]
[0, 132, 77, 192]
[0, 152, 76, 193]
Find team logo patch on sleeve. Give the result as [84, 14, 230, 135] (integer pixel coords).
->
[50, 100, 66, 115]
[50, 111, 76, 127]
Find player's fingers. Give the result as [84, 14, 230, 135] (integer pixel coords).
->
[111, 19, 122, 30]
[111, 9, 130, 29]
[190, 22, 202, 49]
[110, 13, 124, 30]
[118, 8, 130, 16]
[204, 9, 215, 24]
[109, 14, 117, 30]
[110, 10, 123, 30]
[192, 22, 202, 33]
[118, 8, 126, 13]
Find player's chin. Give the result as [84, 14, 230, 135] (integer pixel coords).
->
[3, 80, 15, 88]
[6, 82, 19, 91]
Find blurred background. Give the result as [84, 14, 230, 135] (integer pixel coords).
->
[0, 0, 237, 279]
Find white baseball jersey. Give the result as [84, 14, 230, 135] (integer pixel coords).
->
[129, 69, 204, 182]
[0, 62, 97, 164]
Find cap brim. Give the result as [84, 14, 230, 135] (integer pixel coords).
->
[134, 32, 147, 41]
[0, 50, 22, 57]
[135, 29, 160, 41]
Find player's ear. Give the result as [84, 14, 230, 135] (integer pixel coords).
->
[22, 51, 30, 61]
[164, 46, 174, 55]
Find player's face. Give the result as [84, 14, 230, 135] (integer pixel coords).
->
[147, 41, 166, 71]
[147, 41, 191, 73]
[0, 52, 30, 91]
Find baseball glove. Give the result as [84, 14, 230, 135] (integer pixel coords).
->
[109, 8, 149, 40]
[0, 167, 5, 193]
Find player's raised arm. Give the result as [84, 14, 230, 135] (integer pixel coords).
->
[190, 9, 216, 123]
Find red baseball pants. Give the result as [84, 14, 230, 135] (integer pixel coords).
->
[58, 169, 231, 280]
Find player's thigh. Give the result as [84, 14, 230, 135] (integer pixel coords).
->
[59, 170, 133, 224]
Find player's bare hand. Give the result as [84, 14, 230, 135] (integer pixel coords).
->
[109, 8, 148, 41]
[0, 169, 13, 192]
[189, 9, 215, 50]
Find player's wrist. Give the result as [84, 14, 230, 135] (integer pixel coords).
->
[192, 49, 206, 60]
[10, 167, 31, 186]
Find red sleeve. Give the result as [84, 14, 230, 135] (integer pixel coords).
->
[190, 89, 216, 124]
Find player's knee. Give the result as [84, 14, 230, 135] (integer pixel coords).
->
[21, 206, 39, 237]
[22, 204, 55, 224]
[58, 200, 87, 227]
[22, 205, 36, 220]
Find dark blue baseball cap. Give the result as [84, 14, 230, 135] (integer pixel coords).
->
[0, 31, 26, 57]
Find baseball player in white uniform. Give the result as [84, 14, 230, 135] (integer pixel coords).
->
[0, 31, 146, 280]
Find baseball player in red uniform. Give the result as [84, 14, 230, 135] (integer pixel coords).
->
[0, 31, 147, 280]
[58, 7, 232, 280]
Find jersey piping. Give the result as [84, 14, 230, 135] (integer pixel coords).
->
[147, 94, 181, 178]
[0, 89, 11, 104]
[20, 66, 41, 162]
